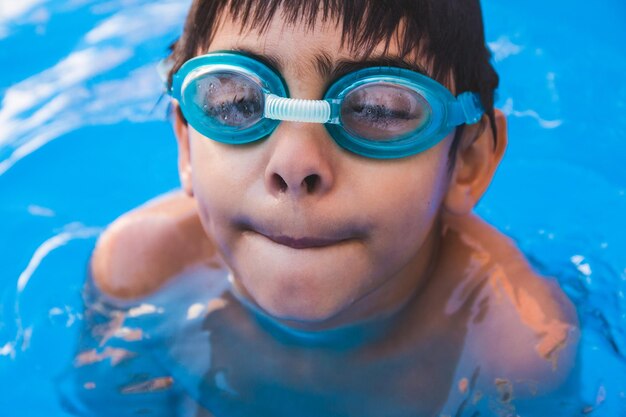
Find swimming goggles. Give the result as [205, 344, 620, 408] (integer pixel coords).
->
[164, 51, 484, 159]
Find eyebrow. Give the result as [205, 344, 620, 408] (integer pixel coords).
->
[231, 47, 429, 82]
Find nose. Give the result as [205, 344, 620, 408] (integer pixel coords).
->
[264, 122, 336, 198]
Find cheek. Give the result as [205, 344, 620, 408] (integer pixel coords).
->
[186, 132, 258, 240]
[190, 132, 253, 187]
[359, 150, 450, 260]
[370, 153, 448, 218]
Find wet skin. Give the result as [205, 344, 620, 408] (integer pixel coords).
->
[88, 10, 581, 417]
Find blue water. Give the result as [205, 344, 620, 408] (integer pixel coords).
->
[0, 0, 625, 415]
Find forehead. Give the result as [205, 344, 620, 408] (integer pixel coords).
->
[206, 12, 431, 82]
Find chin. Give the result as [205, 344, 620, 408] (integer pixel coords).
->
[261, 299, 343, 324]
[248, 277, 356, 325]
[228, 238, 372, 326]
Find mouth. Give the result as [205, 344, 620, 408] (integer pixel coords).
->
[262, 234, 350, 249]
[238, 220, 363, 250]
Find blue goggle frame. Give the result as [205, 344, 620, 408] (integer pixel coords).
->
[165, 51, 484, 159]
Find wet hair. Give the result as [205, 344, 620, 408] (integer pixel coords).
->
[166, 0, 499, 163]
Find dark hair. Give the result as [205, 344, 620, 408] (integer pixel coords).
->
[166, 0, 499, 162]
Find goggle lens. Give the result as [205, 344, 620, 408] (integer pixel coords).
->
[190, 71, 264, 129]
[339, 82, 431, 141]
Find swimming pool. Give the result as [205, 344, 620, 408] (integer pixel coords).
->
[0, 0, 625, 415]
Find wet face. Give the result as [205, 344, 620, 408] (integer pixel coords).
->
[178, 12, 455, 327]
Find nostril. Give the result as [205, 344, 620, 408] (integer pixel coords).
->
[268, 173, 323, 194]
[272, 173, 288, 192]
[303, 174, 320, 193]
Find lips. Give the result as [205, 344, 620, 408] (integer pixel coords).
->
[263, 234, 348, 249]
[237, 219, 363, 249]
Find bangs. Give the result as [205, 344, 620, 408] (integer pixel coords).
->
[223, 0, 429, 58]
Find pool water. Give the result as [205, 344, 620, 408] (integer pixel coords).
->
[1, 0, 625, 415]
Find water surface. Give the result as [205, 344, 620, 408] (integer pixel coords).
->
[0, 0, 625, 415]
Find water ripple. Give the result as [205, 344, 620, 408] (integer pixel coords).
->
[0, 0, 190, 176]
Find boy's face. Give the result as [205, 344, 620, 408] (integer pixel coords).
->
[177, 12, 457, 327]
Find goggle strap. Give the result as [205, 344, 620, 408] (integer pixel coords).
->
[456, 92, 485, 125]
[264, 94, 331, 124]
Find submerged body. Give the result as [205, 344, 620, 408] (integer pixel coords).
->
[69, 191, 581, 417]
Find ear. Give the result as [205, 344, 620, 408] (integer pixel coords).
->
[172, 101, 194, 196]
[443, 110, 507, 215]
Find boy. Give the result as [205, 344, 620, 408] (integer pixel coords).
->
[65, 0, 581, 415]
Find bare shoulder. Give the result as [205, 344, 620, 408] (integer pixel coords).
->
[91, 190, 223, 300]
[441, 213, 580, 398]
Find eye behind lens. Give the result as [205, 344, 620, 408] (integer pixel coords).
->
[340, 82, 431, 141]
[190, 70, 265, 129]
